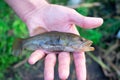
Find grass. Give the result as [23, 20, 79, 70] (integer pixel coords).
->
[0, 0, 29, 79]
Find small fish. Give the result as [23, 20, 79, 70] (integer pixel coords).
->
[12, 31, 94, 56]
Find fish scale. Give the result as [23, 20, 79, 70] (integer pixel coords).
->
[12, 31, 94, 56]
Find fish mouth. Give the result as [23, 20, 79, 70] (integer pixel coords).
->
[79, 40, 94, 51]
[82, 40, 93, 47]
[82, 46, 95, 51]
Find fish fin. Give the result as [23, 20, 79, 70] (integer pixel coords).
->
[12, 38, 23, 56]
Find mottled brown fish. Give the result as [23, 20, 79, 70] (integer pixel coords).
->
[13, 31, 94, 56]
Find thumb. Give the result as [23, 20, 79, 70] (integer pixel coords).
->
[70, 11, 103, 29]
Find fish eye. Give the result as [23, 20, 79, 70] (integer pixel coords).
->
[79, 37, 86, 41]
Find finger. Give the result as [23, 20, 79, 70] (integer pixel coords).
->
[44, 53, 56, 80]
[58, 52, 70, 80]
[67, 24, 80, 35]
[73, 52, 86, 80]
[28, 50, 45, 65]
[69, 10, 103, 29]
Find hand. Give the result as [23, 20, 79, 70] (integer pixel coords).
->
[24, 4, 103, 80]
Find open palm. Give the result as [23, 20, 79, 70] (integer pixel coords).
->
[24, 4, 103, 80]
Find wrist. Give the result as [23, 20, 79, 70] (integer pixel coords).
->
[5, 0, 49, 21]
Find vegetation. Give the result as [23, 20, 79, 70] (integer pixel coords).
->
[0, 0, 29, 79]
[0, 0, 120, 79]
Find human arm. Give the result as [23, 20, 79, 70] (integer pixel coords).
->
[5, 0, 103, 80]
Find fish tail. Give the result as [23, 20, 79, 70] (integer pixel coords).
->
[12, 38, 23, 56]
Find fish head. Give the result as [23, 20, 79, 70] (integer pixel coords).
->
[72, 37, 95, 52]
[78, 39, 95, 51]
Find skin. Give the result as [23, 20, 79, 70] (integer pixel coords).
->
[25, 4, 103, 80]
[6, 0, 103, 80]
